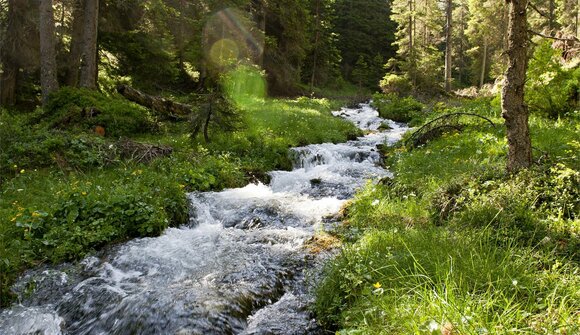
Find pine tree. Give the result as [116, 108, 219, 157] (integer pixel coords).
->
[333, 0, 396, 86]
[39, 0, 59, 105]
[466, 0, 507, 87]
[502, 0, 532, 172]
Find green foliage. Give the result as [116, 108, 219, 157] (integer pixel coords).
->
[0, 94, 359, 306]
[0, 111, 121, 178]
[332, 0, 396, 85]
[379, 73, 412, 96]
[316, 98, 580, 333]
[371, 93, 424, 123]
[526, 41, 580, 118]
[100, 31, 180, 90]
[41, 87, 157, 137]
[316, 227, 580, 334]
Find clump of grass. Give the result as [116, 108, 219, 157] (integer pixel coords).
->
[316, 227, 580, 334]
[371, 93, 424, 123]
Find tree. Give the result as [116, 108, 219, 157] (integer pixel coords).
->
[452, 0, 471, 86]
[39, 0, 59, 105]
[556, 0, 579, 36]
[303, 0, 341, 89]
[0, 0, 34, 106]
[66, 0, 85, 86]
[466, 0, 507, 87]
[79, 0, 99, 89]
[444, 0, 453, 91]
[333, 0, 396, 86]
[501, 0, 532, 172]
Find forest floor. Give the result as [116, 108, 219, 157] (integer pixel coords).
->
[0, 90, 364, 306]
[315, 96, 580, 334]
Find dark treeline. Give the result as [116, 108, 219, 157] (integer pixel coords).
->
[0, 0, 396, 106]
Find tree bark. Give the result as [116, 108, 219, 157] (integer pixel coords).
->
[66, 0, 85, 86]
[444, 0, 452, 92]
[39, 0, 59, 106]
[117, 85, 192, 119]
[0, 0, 25, 106]
[310, 0, 321, 90]
[501, 0, 532, 172]
[79, 0, 99, 89]
[479, 39, 487, 87]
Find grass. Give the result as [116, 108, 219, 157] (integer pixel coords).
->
[315, 97, 580, 334]
[0, 91, 361, 306]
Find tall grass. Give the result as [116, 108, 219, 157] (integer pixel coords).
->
[316, 227, 580, 334]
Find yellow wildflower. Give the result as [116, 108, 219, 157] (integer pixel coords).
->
[20, 169, 25, 174]
[373, 282, 382, 289]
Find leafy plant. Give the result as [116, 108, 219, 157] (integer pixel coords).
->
[526, 41, 580, 119]
[371, 93, 424, 123]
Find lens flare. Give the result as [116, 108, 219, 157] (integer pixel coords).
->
[222, 66, 266, 107]
[209, 38, 239, 67]
[203, 8, 264, 68]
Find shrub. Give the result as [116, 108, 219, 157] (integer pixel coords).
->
[526, 41, 580, 118]
[0, 113, 120, 179]
[371, 93, 424, 123]
[379, 73, 412, 96]
[39, 87, 157, 137]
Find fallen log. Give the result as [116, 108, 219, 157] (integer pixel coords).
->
[117, 85, 192, 120]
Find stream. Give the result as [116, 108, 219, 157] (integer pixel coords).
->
[0, 103, 408, 335]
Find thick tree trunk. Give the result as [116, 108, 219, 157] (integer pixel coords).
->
[39, 0, 59, 106]
[66, 0, 85, 86]
[444, 0, 452, 92]
[501, 0, 532, 172]
[117, 85, 192, 119]
[79, 0, 99, 89]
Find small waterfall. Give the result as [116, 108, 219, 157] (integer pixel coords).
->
[0, 103, 408, 335]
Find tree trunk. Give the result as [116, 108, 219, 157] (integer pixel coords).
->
[501, 0, 532, 172]
[310, 0, 321, 91]
[479, 40, 487, 88]
[548, 0, 555, 30]
[0, 0, 25, 106]
[79, 0, 99, 89]
[39, 0, 59, 106]
[409, 0, 416, 85]
[66, 0, 85, 86]
[444, 0, 452, 92]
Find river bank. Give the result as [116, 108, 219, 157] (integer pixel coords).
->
[0, 94, 362, 307]
[314, 97, 580, 334]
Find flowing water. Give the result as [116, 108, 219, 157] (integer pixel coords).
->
[0, 103, 408, 335]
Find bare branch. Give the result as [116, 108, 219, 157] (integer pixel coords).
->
[527, 2, 550, 20]
[528, 30, 580, 42]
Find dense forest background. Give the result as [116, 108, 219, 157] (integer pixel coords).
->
[1, 0, 579, 105]
[0, 0, 397, 103]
